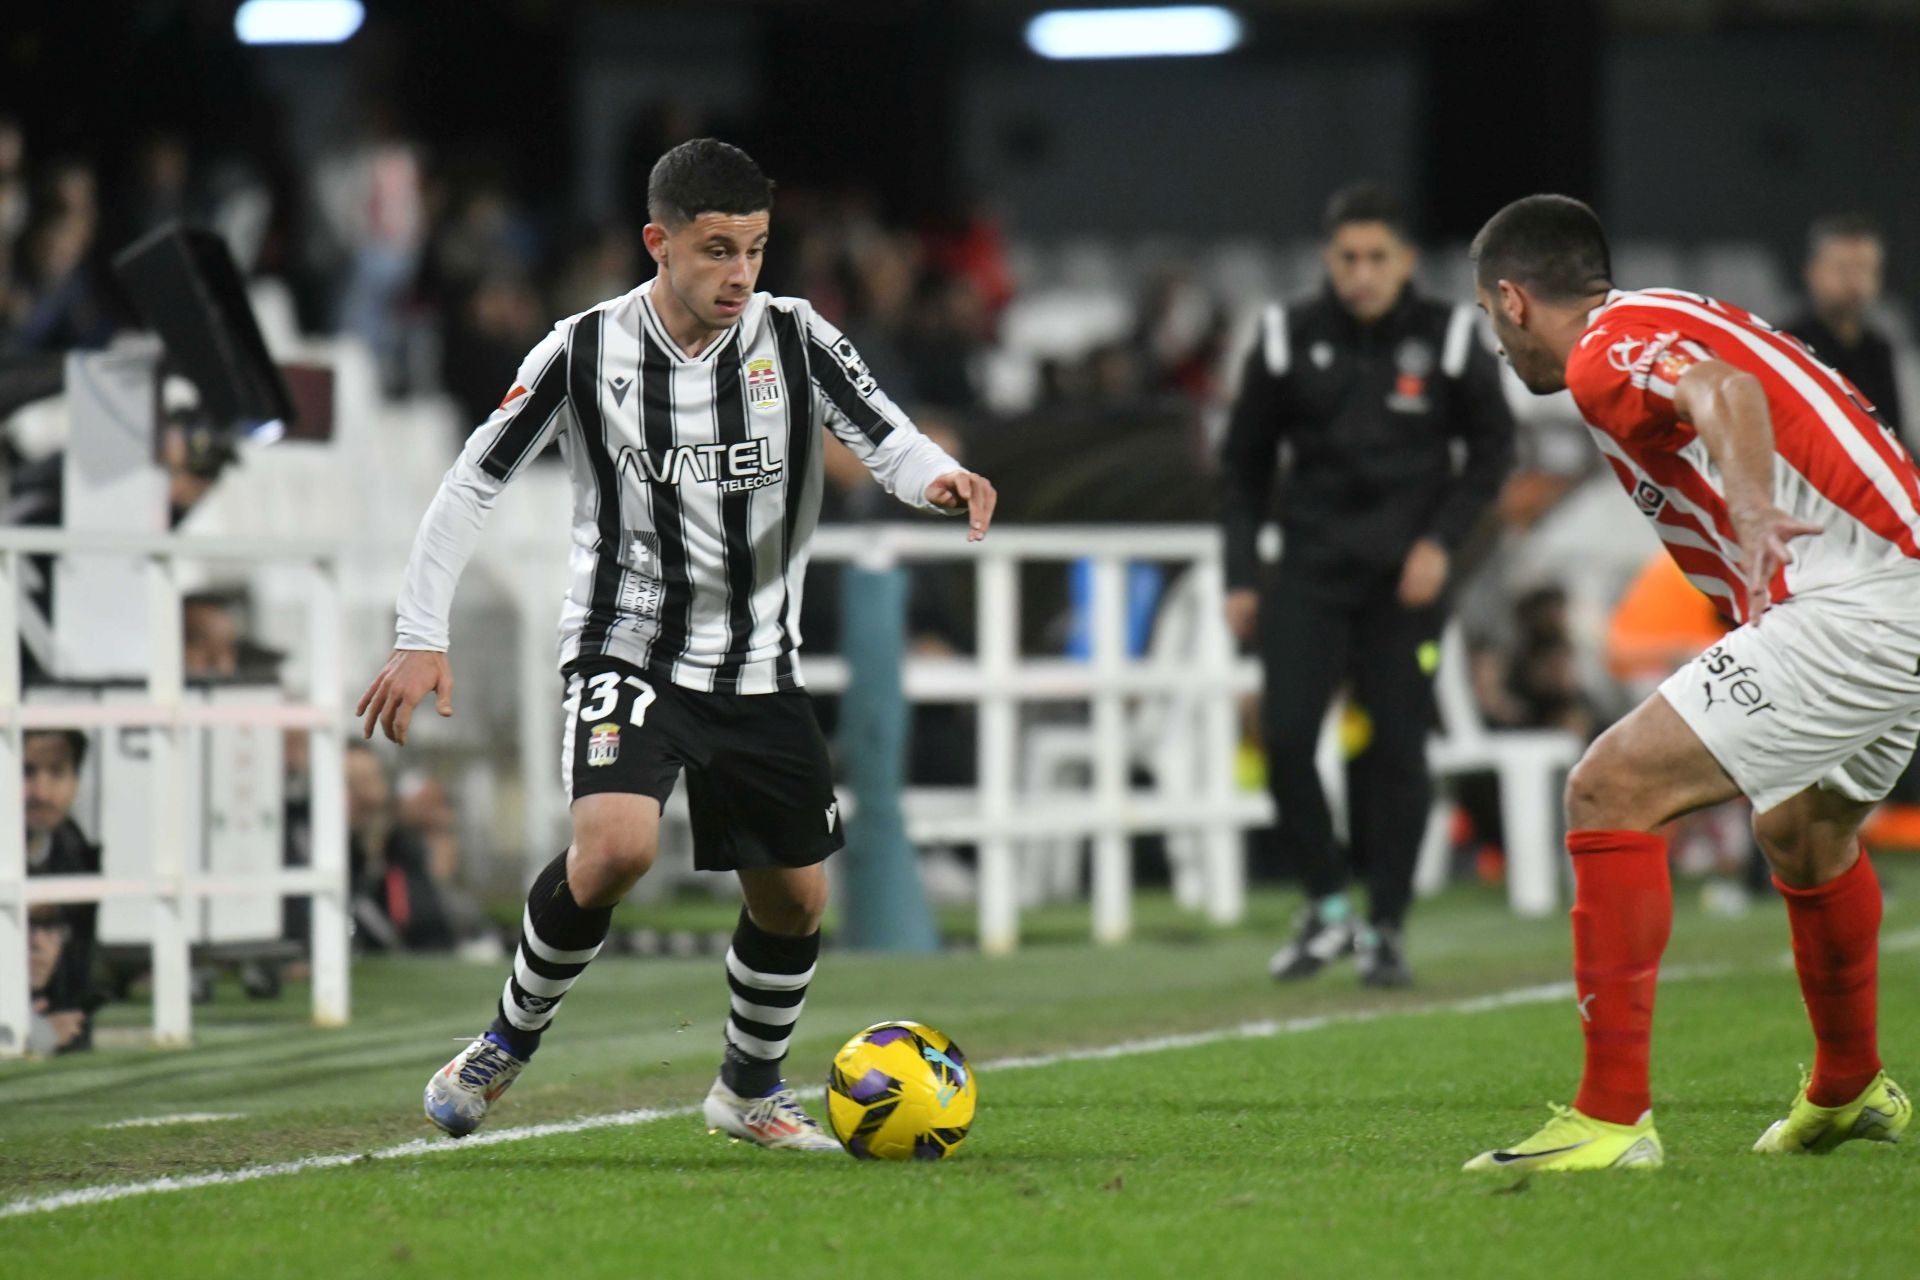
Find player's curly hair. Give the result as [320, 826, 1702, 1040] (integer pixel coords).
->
[647, 138, 774, 228]
[1471, 194, 1613, 302]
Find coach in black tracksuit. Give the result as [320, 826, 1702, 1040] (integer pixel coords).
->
[1220, 186, 1514, 987]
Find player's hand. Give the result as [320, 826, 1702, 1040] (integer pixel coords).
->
[1731, 505, 1822, 622]
[1224, 588, 1259, 644]
[926, 470, 998, 542]
[356, 648, 454, 746]
[1397, 538, 1450, 608]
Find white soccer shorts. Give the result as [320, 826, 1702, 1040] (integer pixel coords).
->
[1659, 570, 1920, 815]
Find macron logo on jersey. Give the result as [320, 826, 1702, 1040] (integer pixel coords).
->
[617, 439, 785, 493]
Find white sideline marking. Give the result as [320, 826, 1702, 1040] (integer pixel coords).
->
[98, 1113, 244, 1131]
[5, 941, 1912, 1222]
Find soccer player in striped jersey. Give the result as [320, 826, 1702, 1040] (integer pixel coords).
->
[1460, 195, 1911, 1172]
[357, 139, 997, 1148]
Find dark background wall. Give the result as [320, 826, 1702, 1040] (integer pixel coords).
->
[4, 0, 1917, 289]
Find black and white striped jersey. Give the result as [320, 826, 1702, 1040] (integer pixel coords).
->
[394, 279, 961, 693]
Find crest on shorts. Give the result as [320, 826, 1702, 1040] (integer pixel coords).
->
[746, 357, 781, 412]
[587, 722, 620, 767]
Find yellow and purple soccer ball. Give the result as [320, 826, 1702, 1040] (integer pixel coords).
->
[824, 1021, 976, 1160]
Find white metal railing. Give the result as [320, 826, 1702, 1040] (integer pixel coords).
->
[498, 522, 1579, 953]
[0, 528, 348, 1056]
[503, 524, 1250, 955]
[813, 525, 1246, 954]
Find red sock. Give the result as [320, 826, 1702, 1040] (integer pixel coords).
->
[1777, 851, 1882, 1107]
[1567, 829, 1672, 1125]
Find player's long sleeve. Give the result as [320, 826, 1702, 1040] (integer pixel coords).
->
[1427, 318, 1517, 550]
[394, 324, 575, 650]
[802, 308, 961, 510]
[1219, 316, 1290, 590]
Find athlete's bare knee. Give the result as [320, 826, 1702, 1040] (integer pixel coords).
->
[743, 872, 827, 936]
[1564, 747, 1652, 831]
[568, 805, 658, 906]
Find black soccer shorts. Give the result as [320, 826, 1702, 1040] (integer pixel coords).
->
[561, 655, 844, 871]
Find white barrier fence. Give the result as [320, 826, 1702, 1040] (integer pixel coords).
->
[0, 529, 348, 1057]
[0, 521, 1578, 1043]
[499, 524, 1581, 955]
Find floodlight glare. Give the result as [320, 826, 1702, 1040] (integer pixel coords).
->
[234, 0, 366, 46]
[1026, 6, 1243, 60]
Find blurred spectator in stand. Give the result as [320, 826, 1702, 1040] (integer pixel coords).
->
[396, 771, 501, 956]
[181, 589, 282, 683]
[922, 196, 1015, 322]
[160, 412, 238, 527]
[1133, 269, 1229, 407]
[23, 728, 101, 1053]
[901, 272, 987, 412]
[441, 268, 546, 428]
[183, 591, 242, 679]
[8, 204, 114, 353]
[1476, 586, 1601, 739]
[345, 742, 458, 952]
[1787, 214, 1903, 433]
[117, 132, 196, 245]
[840, 231, 921, 403]
[553, 223, 639, 320]
[314, 109, 425, 392]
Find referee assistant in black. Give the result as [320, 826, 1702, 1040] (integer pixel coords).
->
[1220, 185, 1514, 987]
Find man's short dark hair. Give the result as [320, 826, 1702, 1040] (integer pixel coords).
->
[1322, 183, 1409, 241]
[1808, 212, 1883, 258]
[1470, 194, 1614, 301]
[647, 138, 774, 228]
[24, 729, 88, 772]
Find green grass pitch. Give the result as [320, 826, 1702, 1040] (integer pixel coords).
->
[3, 884, 1916, 1279]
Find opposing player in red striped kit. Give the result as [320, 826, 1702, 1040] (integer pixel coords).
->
[1462, 195, 1911, 1172]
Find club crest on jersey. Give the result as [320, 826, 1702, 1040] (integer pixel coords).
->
[1607, 336, 1646, 373]
[1632, 478, 1666, 516]
[746, 358, 781, 412]
[617, 438, 785, 494]
[587, 722, 620, 767]
[1387, 339, 1431, 413]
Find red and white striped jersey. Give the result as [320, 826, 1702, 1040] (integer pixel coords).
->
[1565, 287, 1920, 622]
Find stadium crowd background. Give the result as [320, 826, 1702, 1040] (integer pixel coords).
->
[7, 0, 1920, 1047]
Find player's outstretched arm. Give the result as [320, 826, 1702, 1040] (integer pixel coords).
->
[1675, 359, 1823, 619]
[925, 469, 998, 542]
[356, 648, 454, 746]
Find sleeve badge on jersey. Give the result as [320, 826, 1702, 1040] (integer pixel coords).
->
[830, 337, 880, 399]
[746, 357, 782, 412]
[499, 383, 529, 409]
[587, 722, 621, 767]
[1632, 478, 1667, 516]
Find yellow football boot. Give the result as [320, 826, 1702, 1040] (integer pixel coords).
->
[1753, 1071, 1910, 1154]
[1464, 1103, 1663, 1172]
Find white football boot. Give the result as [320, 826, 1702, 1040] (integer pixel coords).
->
[424, 1035, 528, 1138]
[702, 1079, 841, 1151]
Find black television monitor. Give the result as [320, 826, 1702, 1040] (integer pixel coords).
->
[113, 222, 296, 442]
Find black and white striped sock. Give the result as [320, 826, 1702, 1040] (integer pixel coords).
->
[487, 852, 611, 1058]
[720, 908, 819, 1097]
